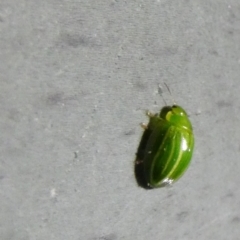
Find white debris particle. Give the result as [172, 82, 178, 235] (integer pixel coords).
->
[50, 188, 57, 198]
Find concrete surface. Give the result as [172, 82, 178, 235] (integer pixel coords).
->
[1, 1, 240, 239]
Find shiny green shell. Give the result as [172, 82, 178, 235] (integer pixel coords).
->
[143, 105, 194, 188]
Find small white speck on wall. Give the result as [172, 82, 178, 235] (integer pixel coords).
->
[50, 188, 57, 198]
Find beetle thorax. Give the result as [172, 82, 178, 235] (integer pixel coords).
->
[160, 105, 193, 131]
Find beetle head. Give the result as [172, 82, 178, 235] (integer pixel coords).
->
[160, 105, 193, 130]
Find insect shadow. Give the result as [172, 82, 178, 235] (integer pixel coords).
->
[134, 125, 154, 190]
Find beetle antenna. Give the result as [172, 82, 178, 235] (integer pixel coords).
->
[158, 84, 167, 105]
[164, 82, 176, 105]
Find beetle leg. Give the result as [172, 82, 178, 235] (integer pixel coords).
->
[135, 159, 143, 164]
[140, 123, 148, 129]
[146, 110, 155, 117]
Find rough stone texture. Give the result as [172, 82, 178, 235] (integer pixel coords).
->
[1, 1, 240, 239]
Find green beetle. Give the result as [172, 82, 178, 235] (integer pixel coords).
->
[136, 105, 194, 188]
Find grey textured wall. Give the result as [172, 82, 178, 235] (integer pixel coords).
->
[1, 1, 240, 239]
